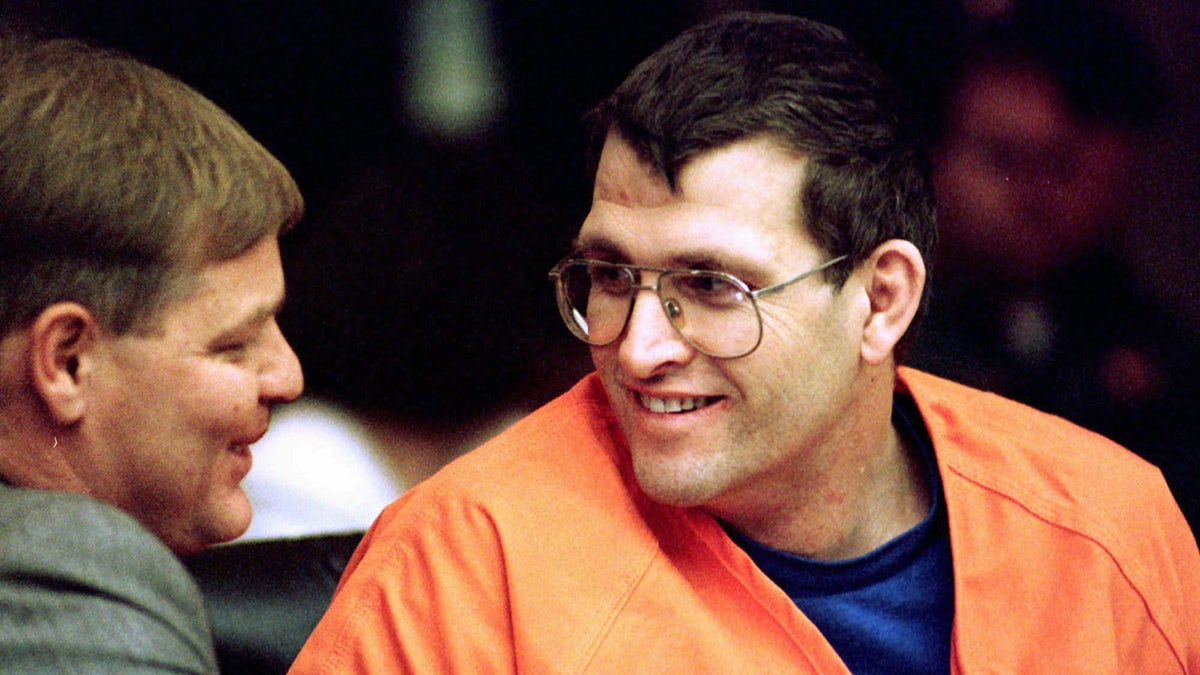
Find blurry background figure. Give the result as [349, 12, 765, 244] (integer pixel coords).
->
[905, 0, 1200, 532]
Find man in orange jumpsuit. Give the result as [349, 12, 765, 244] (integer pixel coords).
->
[291, 13, 1200, 673]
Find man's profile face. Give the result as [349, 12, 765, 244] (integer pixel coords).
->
[579, 134, 865, 518]
[80, 236, 303, 554]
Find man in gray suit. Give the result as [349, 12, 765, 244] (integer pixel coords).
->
[0, 32, 305, 672]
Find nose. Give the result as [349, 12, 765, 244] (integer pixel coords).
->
[615, 286, 695, 378]
[260, 321, 304, 404]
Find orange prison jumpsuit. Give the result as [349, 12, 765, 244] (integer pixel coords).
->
[290, 369, 1200, 673]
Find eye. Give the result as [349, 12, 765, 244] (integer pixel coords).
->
[587, 263, 633, 295]
[671, 272, 748, 307]
[210, 330, 262, 362]
[212, 340, 249, 359]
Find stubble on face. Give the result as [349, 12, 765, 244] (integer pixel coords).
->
[583, 135, 864, 519]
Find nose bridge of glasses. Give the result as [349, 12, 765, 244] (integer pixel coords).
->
[623, 270, 690, 338]
[624, 268, 679, 319]
[623, 264, 663, 293]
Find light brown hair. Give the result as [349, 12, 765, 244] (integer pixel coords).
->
[0, 33, 304, 334]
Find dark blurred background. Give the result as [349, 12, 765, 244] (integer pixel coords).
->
[4, 0, 1198, 530]
[2, 0, 707, 421]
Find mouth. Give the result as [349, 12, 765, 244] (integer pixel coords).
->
[227, 443, 253, 483]
[241, 423, 271, 449]
[637, 393, 721, 414]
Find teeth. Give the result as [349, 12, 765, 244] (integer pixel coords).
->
[640, 394, 711, 413]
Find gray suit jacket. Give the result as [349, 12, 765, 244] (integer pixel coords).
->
[0, 483, 219, 673]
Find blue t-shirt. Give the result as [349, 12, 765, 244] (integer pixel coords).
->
[726, 396, 953, 674]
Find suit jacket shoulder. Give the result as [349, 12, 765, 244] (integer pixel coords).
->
[0, 484, 218, 674]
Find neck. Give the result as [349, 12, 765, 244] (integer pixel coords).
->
[0, 405, 91, 496]
[0, 335, 92, 495]
[0, 437, 90, 496]
[714, 371, 930, 561]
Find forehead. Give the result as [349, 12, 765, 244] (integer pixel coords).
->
[579, 135, 818, 268]
[152, 237, 285, 335]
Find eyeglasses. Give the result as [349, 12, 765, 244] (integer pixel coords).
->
[548, 254, 847, 359]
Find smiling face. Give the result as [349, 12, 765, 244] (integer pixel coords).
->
[580, 134, 876, 521]
[80, 236, 303, 554]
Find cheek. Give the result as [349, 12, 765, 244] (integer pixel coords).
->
[591, 346, 617, 385]
[757, 305, 856, 392]
[178, 366, 264, 440]
[757, 301, 844, 365]
[591, 349, 628, 416]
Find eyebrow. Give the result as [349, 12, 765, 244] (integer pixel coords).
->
[570, 235, 626, 261]
[253, 292, 288, 325]
[571, 235, 762, 277]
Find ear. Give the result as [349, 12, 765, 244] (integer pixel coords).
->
[859, 240, 925, 365]
[29, 303, 100, 426]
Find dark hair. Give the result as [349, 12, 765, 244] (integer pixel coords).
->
[584, 12, 936, 348]
[0, 33, 303, 335]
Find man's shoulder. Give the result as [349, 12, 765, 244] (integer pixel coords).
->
[427, 374, 623, 494]
[899, 367, 1165, 495]
[899, 368, 1200, 669]
[0, 484, 217, 673]
[0, 484, 201, 607]
[368, 373, 655, 545]
[899, 367, 1149, 467]
[899, 367, 1192, 555]
[1, 484, 171, 566]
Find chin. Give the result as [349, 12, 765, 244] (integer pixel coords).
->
[152, 490, 252, 554]
[201, 493, 254, 547]
[630, 453, 718, 508]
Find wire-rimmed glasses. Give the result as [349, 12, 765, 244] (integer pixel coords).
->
[548, 255, 847, 359]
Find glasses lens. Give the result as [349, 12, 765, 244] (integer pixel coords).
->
[660, 271, 761, 357]
[556, 261, 633, 345]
